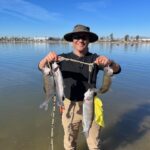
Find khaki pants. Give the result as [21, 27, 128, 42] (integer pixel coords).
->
[62, 99, 102, 150]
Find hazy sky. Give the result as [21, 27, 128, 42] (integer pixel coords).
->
[0, 0, 149, 38]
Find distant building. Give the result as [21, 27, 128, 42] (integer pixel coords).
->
[33, 36, 49, 42]
[139, 37, 150, 42]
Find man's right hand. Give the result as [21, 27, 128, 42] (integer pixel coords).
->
[38, 51, 58, 70]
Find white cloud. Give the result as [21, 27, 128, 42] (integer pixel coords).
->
[77, 0, 107, 12]
[0, 0, 61, 21]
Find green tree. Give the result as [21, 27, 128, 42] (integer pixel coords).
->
[124, 34, 129, 42]
[135, 35, 139, 41]
[110, 33, 114, 41]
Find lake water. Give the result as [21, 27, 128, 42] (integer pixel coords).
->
[0, 43, 150, 150]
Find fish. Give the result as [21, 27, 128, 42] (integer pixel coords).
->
[82, 88, 97, 137]
[39, 66, 55, 111]
[99, 66, 113, 94]
[82, 66, 113, 136]
[51, 62, 65, 107]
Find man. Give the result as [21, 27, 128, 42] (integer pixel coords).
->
[39, 24, 121, 150]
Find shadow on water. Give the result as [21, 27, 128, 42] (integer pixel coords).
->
[102, 102, 150, 150]
[53, 102, 150, 150]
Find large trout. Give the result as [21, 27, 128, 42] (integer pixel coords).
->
[40, 66, 55, 111]
[51, 62, 65, 107]
[83, 88, 97, 137]
[82, 66, 113, 136]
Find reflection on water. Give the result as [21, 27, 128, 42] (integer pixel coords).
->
[0, 43, 150, 150]
[102, 103, 150, 150]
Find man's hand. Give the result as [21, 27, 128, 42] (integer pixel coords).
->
[94, 56, 111, 66]
[39, 51, 59, 70]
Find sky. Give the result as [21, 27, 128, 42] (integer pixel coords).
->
[0, 0, 150, 38]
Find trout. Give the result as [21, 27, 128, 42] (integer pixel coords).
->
[40, 66, 55, 111]
[82, 66, 113, 136]
[83, 88, 97, 137]
[51, 62, 64, 107]
[99, 66, 113, 94]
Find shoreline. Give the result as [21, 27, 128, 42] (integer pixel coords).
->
[0, 40, 150, 44]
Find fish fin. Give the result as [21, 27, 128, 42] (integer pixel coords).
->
[42, 66, 51, 75]
[39, 101, 49, 111]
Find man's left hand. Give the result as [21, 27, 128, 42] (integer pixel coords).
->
[94, 56, 111, 66]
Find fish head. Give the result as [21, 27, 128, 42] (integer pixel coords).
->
[104, 66, 113, 76]
[42, 66, 51, 75]
[52, 62, 59, 72]
[84, 89, 95, 101]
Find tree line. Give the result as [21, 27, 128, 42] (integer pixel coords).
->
[0, 34, 149, 42]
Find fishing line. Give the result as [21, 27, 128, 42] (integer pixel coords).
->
[60, 56, 95, 84]
[60, 56, 94, 66]
[48, 96, 56, 150]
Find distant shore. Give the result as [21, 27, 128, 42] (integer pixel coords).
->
[0, 40, 150, 44]
[0, 36, 150, 44]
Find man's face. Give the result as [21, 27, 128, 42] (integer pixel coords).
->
[72, 34, 89, 52]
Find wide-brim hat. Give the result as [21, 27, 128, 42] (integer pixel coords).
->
[64, 24, 98, 43]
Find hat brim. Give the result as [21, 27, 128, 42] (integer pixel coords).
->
[64, 31, 98, 43]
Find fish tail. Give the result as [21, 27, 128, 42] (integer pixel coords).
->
[59, 105, 65, 114]
[82, 129, 89, 138]
[39, 101, 49, 111]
